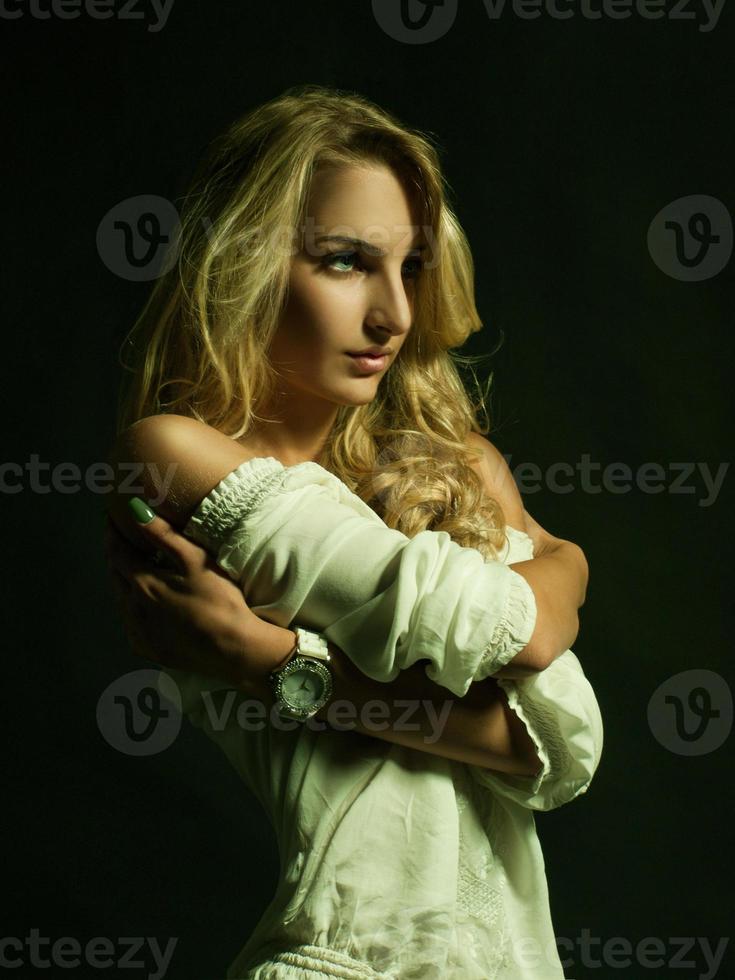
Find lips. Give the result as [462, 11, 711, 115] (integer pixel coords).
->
[347, 347, 392, 357]
[346, 352, 389, 373]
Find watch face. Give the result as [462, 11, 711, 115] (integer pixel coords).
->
[281, 664, 328, 709]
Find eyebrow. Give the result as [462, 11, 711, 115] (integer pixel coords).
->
[314, 235, 427, 258]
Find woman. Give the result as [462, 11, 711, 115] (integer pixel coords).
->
[105, 84, 602, 979]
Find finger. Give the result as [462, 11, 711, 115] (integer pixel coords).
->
[107, 565, 145, 647]
[107, 564, 154, 632]
[105, 531, 170, 668]
[105, 516, 146, 580]
[107, 567, 165, 666]
[105, 514, 180, 594]
[106, 534, 171, 596]
[105, 512, 149, 562]
[124, 501, 206, 573]
[107, 505, 149, 550]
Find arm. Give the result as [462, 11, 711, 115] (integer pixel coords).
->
[108, 419, 585, 698]
[106, 414, 545, 697]
[463, 432, 589, 676]
[107, 501, 542, 776]
[107, 417, 595, 779]
[239, 614, 543, 776]
[467, 649, 605, 810]
[458, 436, 602, 807]
[107, 418, 543, 773]
[506, 542, 586, 667]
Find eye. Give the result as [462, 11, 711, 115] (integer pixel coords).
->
[322, 251, 362, 274]
[321, 251, 424, 279]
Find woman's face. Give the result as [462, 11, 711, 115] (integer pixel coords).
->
[268, 163, 426, 410]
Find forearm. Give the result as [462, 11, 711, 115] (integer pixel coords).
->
[509, 539, 588, 667]
[238, 615, 542, 777]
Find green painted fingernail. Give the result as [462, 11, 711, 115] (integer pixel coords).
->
[128, 497, 155, 524]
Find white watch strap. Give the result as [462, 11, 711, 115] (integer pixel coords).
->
[294, 627, 330, 662]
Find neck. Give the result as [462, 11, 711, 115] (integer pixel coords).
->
[244, 394, 340, 468]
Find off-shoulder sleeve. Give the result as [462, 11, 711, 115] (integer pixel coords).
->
[181, 457, 537, 698]
[468, 650, 604, 811]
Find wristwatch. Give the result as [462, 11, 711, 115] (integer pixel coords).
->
[269, 627, 333, 722]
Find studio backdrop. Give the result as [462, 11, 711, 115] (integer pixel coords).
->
[3, 2, 732, 979]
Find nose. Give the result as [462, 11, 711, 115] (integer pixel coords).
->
[364, 266, 414, 342]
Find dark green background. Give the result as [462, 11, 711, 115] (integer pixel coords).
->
[3, 2, 732, 977]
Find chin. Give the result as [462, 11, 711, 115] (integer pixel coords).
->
[350, 385, 378, 405]
[333, 378, 382, 400]
[335, 388, 379, 407]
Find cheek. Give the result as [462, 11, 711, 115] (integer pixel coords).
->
[295, 282, 361, 342]
[283, 260, 367, 340]
[271, 310, 326, 365]
[305, 275, 357, 314]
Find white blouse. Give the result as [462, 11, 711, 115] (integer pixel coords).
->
[157, 457, 604, 979]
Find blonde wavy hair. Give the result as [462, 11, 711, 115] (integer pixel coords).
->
[115, 83, 509, 558]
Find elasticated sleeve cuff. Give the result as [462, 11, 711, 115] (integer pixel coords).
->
[472, 570, 538, 680]
[468, 650, 604, 811]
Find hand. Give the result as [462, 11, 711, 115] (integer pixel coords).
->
[103, 508, 259, 689]
[523, 509, 588, 592]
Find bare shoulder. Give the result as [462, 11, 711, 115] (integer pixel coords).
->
[464, 431, 525, 530]
[106, 414, 257, 528]
[113, 413, 230, 457]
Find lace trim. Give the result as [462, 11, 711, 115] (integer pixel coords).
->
[454, 774, 512, 977]
[456, 865, 504, 926]
[183, 457, 287, 551]
[474, 570, 537, 679]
